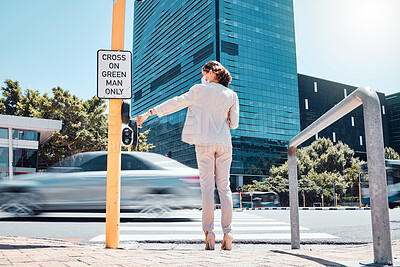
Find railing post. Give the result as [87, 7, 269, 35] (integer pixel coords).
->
[287, 86, 393, 264]
[361, 88, 393, 265]
[288, 146, 300, 249]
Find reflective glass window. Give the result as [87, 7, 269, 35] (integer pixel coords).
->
[0, 128, 8, 139]
[0, 147, 8, 180]
[12, 130, 38, 141]
[13, 148, 37, 168]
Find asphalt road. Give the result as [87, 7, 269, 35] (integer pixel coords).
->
[0, 209, 399, 247]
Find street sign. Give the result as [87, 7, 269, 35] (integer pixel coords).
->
[97, 50, 132, 99]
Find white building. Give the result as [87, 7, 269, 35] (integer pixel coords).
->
[0, 115, 62, 180]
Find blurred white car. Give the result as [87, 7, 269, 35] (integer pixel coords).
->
[0, 152, 201, 216]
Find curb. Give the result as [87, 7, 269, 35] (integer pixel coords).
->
[231, 207, 371, 211]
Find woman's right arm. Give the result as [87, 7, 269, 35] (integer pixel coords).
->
[153, 86, 196, 117]
[132, 86, 197, 126]
[228, 94, 239, 129]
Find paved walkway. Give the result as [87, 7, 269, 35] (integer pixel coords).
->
[1, 236, 400, 266]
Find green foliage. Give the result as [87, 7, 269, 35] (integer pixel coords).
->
[242, 176, 289, 205]
[121, 129, 156, 152]
[134, 129, 156, 152]
[242, 138, 364, 206]
[31, 87, 109, 168]
[1, 79, 156, 168]
[1, 79, 22, 115]
[385, 147, 400, 160]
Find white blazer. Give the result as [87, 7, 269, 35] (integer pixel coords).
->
[154, 82, 239, 147]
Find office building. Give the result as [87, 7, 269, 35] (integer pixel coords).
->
[0, 115, 62, 180]
[386, 93, 400, 155]
[297, 74, 389, 160]
[131, 0, 300, 188]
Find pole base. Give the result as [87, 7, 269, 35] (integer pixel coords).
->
[359, 260, 399, 267]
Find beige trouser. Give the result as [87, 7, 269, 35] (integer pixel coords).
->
[195, 145, 233, 235]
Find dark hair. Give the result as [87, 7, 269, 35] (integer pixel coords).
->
[202, 60, 232, 87]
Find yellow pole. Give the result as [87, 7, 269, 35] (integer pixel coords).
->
[359, 182, 362, 208]
[105, 0, 126, 249]
[335, 193, 338, 207]
[321, 194, 324, 207]
[303, 195, 305, 208]
[239, 193, 242, 209]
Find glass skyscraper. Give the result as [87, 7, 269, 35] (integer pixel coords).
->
[386, 93, 400, 155]
[132, 0, 300, 187]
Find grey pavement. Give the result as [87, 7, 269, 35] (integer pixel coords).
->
[1, 236, 400, 266]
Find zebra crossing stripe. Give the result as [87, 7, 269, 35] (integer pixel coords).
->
[119, 226, 309, 231]
[122, 221, 288, 226]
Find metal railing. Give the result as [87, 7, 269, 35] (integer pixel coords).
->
[288, 87, 392, 265]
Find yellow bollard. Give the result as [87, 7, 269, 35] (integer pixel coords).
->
[335, 193, 338, 207]
[321, 194, 324, 207]
[105, 0, 126, 249]
[359, 181, 362, 208]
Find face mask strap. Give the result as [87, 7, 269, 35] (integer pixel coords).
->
[201, 76, 209, 84]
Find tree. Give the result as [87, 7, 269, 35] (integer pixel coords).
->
[1, 79, 22, 115]
[38, 87, 109, 168]
[1, 79, 157, 168]
[385, 147, 400, 160]
[242, 138, 363, 205]
[242, 176, 289, 205]
[16, 89, 43, 118]
[133, 129, 156, 152]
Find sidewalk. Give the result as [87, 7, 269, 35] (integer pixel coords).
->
[1, 236, 399, 267]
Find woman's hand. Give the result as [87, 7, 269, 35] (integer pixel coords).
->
[131, 109, 156, 126]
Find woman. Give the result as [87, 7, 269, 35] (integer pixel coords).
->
[133, 60, 239, 250]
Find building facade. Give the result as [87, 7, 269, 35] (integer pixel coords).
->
[297, 74, 389, 160]
[131, 0, 300, 188]
[0, 115, 62, 180]
[386, 93, 400, 155]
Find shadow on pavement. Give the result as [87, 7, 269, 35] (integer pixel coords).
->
[271, 250, 347, 267]
[0, 244, 66, 250]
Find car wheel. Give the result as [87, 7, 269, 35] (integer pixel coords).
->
[0, 192, 43, 216]
[134, 190, 179, 217]
[389, 203, 396, 209]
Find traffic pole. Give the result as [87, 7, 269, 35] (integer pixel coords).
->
[335, 193, 338, 207]
[359, 181, 362, 208]
[321, 194, 324, 207]
[105, 0, 126, 249]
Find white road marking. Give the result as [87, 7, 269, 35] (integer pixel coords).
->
[88, 212, 339, 243]
[120, 226, 309, 231]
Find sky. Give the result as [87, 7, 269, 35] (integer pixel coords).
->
[0, 0, 399, 103]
